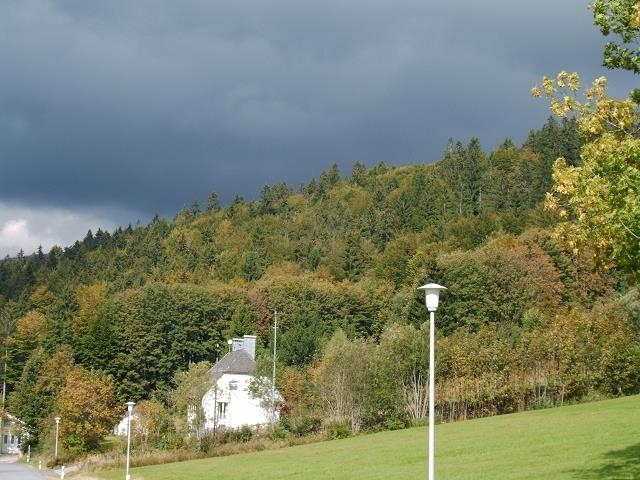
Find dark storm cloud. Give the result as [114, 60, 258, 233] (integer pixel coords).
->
[0, 0, 636, 226]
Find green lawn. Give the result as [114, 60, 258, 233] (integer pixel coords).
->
[94, 395, 639, 480]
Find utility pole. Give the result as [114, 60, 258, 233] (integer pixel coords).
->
[1, 348, 6, 454]
[271, 311, 278, 423]
[2, 349, 7, 410]
[0, 306, 15, 454]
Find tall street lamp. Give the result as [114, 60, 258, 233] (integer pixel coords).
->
[272, 310, 278, 423]
[125, 401, 135, 480]
[54, 416, 61, 460]
[418, 283, 446, 480]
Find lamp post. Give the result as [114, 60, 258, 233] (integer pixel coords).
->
[418, 283, 446, 480]
[125, 401, 135, 480]
[272, 311, 278, 423]
[54, 416, 61, 460]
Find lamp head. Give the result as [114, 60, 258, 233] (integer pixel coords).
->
[125, 401, 135, 413]
[418, 283, 447, 312]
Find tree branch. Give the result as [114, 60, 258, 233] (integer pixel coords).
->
[621, 220, 640, 239]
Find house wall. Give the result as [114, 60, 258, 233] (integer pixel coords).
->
[113, 414, 139, 436]
[0, 422, 22, 454]
[202, 373, 275, 430]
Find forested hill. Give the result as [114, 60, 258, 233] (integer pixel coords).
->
[1, 116, 581, 301]
[2, 115, 639, 444]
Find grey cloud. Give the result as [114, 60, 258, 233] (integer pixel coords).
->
[0, 0, 636, 229]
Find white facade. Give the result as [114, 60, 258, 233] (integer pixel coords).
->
[113, 413, 139, 436]
[1, 414, 24, 455]
[202, 372, 275, 430]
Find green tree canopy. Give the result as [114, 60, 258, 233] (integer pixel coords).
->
[592, 0, 640, 74]
[535, 73, 640, 281]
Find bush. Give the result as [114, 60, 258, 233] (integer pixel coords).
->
[218, 425, 253, 444]
[167, 433, 185, 450]
[267, 425, 286, 441]
[283, 415, 322, 437]
[383, 417, 407, 431]
[325, 422, 350, 440]
[236, 425, 253, 443]
[47, 453, 73, 468]
[199, 434, 214, 453]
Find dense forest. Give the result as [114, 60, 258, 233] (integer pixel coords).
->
[1, 116, 639, 455]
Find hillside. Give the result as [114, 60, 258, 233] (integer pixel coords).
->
[90, 395, 640, 480]
[1, 116, 639, 455]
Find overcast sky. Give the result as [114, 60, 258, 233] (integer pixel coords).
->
[0, 0, 636, 257]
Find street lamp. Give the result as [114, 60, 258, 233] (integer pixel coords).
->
[125, 401, 135, 480]
[272, 311, 278, 424]
[54, 416, 61, 460]
[418, 283, 446, 480]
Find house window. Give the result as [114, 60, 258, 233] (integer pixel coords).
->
[2, 435, 6, 445]
[217, 402, 228, 420]
[228, 380, 237, 390]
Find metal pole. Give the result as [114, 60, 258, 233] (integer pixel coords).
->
[428, 310, 435, 480]
[1, 348, 7, 454]
[2, 349, 7, 410]
[271, 311, 277, 422]
[54, 417, 60, 459]
[125, 402, 135, 480]
[126, 414, 131, 480]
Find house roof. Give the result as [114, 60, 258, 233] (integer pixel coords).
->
[2, 413, 24, 426]
[209, 349, 255, 381]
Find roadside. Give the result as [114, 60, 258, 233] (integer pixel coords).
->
[0, 454, 87, 479]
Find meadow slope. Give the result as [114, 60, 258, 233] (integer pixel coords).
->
[93, 395, 639, 480]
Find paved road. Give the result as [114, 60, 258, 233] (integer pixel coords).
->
[0, 461, 49, 479]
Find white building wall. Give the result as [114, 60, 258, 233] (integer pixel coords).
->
[202, 373, 275, 430]
[1, 419, 23, 455]
[113, 414, 139, 436]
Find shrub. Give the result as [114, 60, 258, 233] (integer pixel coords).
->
[267, 425, 286, 441]
[199, 434, 214, 453]
[235, 425, 253, 443]
[325, 422, 350, 440]
[383, 417, 407, 431]
[284, 415, 322, 437]
[218, 425, 253, 444]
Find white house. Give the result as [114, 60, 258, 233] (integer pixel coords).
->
[1, 413, 25, 455]
[202, 335, 279, 431]
[113, 412, 139, 436]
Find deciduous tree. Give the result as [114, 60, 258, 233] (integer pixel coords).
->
[534, 73, 640, 280]
[592, 0, 640, 75]
[169, 361, 213, 437]
[56, 366, 120, 454]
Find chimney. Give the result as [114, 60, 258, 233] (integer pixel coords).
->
[230, 335, 257, 360]
[242, 335, 256, 360]
[231, 338, 244, 352]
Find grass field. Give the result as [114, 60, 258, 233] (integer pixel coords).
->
[92, 395, 639, 480]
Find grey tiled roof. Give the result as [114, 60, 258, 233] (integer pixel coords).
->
[209, 349, 255, 381]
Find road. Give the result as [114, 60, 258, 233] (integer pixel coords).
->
[0, 460, 49, 480]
